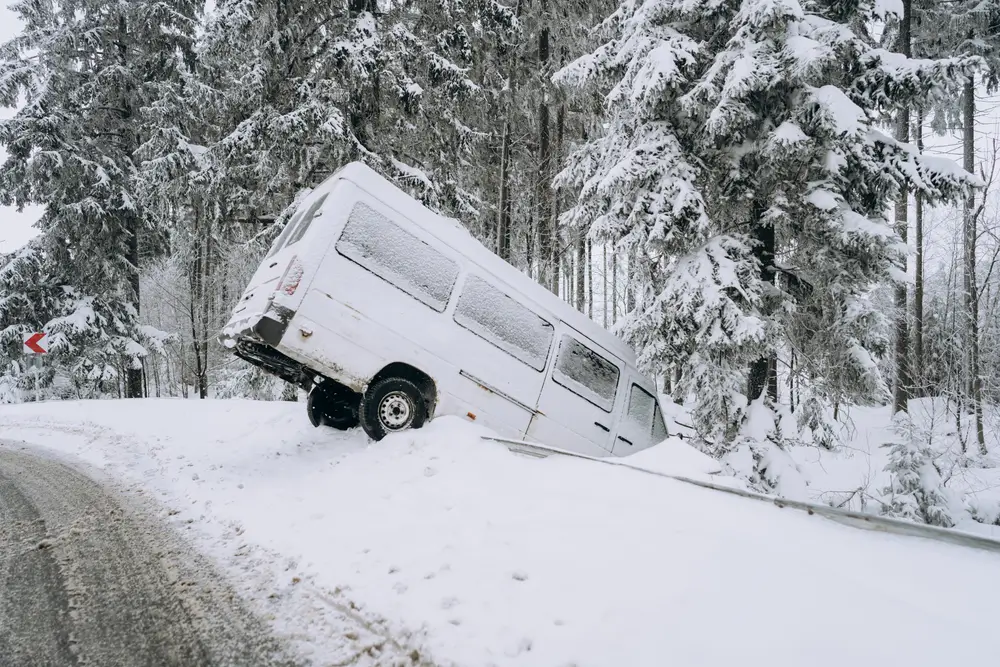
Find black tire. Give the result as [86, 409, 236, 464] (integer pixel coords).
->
[359, 377, 427, 441]
[307, 382, 360, 430]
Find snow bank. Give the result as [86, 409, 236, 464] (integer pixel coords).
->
[3, 399, 1000, 667]
[622, 436, 724, 477]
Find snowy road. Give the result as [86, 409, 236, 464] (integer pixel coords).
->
[4, 400, 1000, 667]
[0, 444, 296, 667]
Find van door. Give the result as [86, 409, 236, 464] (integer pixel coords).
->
[449, 273, 553, 438]
[613, 378, 669, 455]
[526, 330, 623, 455]
[226, 187, 333, 330]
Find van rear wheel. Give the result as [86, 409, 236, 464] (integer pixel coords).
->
[307, 382, 359, 430]
[359, 377, 427, 441]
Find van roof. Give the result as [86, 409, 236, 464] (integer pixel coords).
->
[317, 162, 638, 367]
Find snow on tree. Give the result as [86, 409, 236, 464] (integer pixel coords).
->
[0, 0, 200, 397]
[161, 0, 517, 229]
[880, 413, 959, 527]
[554, 0, 980, 488]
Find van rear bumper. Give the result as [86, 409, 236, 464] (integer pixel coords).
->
[220, 303, 294, 349]
[250, 314, 287, 347]
[219, 303, 309, 386]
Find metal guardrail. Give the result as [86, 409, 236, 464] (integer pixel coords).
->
[483, 436, 1000, 555]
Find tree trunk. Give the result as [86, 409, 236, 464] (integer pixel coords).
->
[554, 101, 566, 297]
[586, 238, 593, 320]
[125, 211, 144, 399]
[611, 251, 618, 325]
[199, 216, 212, 399]
[914, 105, 925, 395]
[190, 261, 204, 400]
[116, 13, 143, 400]
[497, 121, 513, 261]
[603, 244, 609, 329]
[626, 248, 636, 314]
[962, 76, 987, 454]
[892, 0, 912, 415]
[536, 0, 554, 293]
[575, 227, 586, 313]
[767, 356, 778, 402]
[747, 202, 775, 402]
[789, 351, 796, 413]
[496, 2, 521, 264]
[153, 351, 161, 398]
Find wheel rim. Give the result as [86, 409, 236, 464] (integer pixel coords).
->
[378, 391, 413, 431]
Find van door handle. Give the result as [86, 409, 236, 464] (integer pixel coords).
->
[617, 435, 633, 446]
[594, 422, 610, 432]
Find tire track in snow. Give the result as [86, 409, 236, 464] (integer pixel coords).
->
[0, 445, 297, 667]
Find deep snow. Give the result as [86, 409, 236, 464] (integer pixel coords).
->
[3, 398, 999, 667]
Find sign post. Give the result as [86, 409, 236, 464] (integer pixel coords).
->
[23, 333, 48, 403]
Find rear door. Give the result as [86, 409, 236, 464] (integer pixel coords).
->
[227, 189, 331, 326]
[527, 328, 624, 455]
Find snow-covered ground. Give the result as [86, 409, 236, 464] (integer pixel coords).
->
[3, 399, 1000, 666]
[786, 399, 1000, 536]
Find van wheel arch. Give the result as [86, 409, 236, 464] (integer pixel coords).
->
[367, 363, 438, 419]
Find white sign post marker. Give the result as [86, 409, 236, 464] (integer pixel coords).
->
[23, 332, 47, 402]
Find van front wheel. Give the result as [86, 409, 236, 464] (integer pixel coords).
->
[359, 377, 427, 441]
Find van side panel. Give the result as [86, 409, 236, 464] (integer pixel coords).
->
[284, 193, 546, 440]
[222, 163, 665, 458]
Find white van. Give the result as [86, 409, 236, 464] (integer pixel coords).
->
[220, 162, 668, 457]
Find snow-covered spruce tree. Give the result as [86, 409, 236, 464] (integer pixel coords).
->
[555, 0, 979, 487]
[880, 413, 958, 526]
[0, 241, 152, 399]
[0, 0, 200, 397]
[169, 0, 517, 230]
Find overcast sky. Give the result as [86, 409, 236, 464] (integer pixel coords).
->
[0, 4, 43, 254]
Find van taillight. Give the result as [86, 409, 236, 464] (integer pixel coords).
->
[276, 256, 304, 296]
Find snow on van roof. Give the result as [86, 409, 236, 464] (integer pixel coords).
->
[324, 162, 638, 367]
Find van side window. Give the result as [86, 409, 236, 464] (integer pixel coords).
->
[552, 336, 619, 411]
[285, 193, 329, 247]
[336, 202, 460, 312]
[454, 275, 554, 371]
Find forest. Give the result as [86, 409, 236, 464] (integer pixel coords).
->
[2, 0, 1000, 528]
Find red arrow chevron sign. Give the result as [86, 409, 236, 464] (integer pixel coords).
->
[23, 332, 47, 354]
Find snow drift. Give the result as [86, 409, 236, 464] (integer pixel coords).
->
[2, 399, 999, 667]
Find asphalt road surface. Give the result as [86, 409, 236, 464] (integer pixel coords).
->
[0, 445, 297, 667]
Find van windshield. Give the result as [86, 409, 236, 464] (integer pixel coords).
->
[266, 194, 329, 258]
[652, 403, 668, 442]
[267, 206, 307, 258]
[285, 194, 328, 247]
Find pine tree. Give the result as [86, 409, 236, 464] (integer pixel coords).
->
[174, 0, 516, 229]
[0, 0, 200, 397]
[554, 0, 979, 471]
[881, 414, 957, 527]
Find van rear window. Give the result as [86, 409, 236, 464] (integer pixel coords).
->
[552, 336, 620, 412]
[336, 202, 459, 312]
[454, 275, 554, 371]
